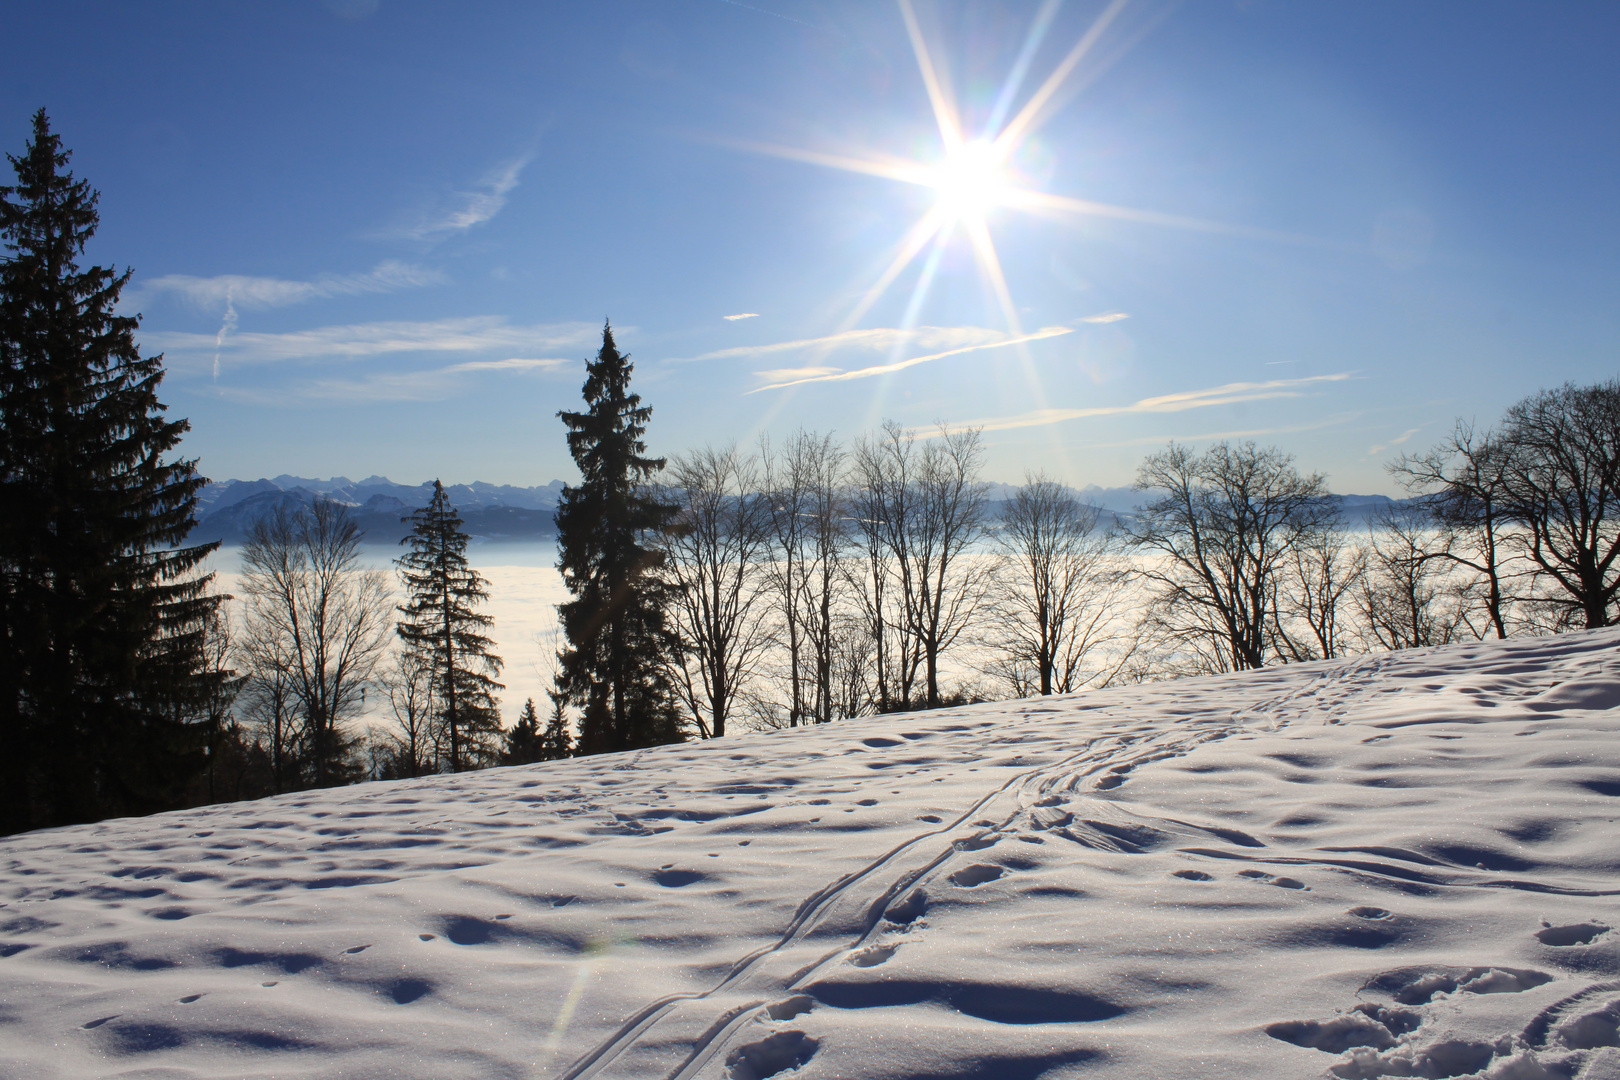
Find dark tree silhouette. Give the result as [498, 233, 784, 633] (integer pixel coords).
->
[501, 698, 545, 765]
[397, 480, 503, 771]
[540, 684, 574, 760]
[1493, 381, 1620, 630]
[554, 321, 684, 754]
[0, 110, 222, 833]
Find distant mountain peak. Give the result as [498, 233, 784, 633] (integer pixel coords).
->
[190, 475, 569, 545]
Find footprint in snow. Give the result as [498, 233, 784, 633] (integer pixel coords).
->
[1536, 923, 1610, 947]
[1268, 965, 1559, 1075]
[725, 1029, 818, 1080]
[1366, 965, 1554, 1006]
[1237, 868, 1307, 890]
[653, 868, 706, 888]
[954, 833, 999, 852]
[947, 864, 1005, 887]
[764, 995, 814, 1021]
[848, 943, 898, 968]
[884, 889, 927, 926]
[1524, 982, 1620, 1055]
[1267, 1002, 1422, 1053]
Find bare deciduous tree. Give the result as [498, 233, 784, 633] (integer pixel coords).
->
[237, 500, 392, 789]
[1353, 504, 1480, 651]
[900, 423, 991, 707]
[662, 445, 772, 738]
[237, 626, 297, 794]
[188, 597, 245, 803]
[1271, 525, 1365, 662]
[1493, 380, 1620, 630]
[984, 475, 1134, 696]
[1128, 441, 1336, 672]
[796, 434, 850, 724]
[850, 429, 910, 712]
[760, 431, 853, 725]
[374, 646, 437, 778]
[1392, 422, 1517, 639]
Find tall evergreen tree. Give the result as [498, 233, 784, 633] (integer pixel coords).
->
[554, 321, 685, 754]
[0, 110, 222, 834]
[396, 480, 503, 772]
[541, 681, 574, 760]
[501, 698, 544, 765]
[500, 691, 574, 765]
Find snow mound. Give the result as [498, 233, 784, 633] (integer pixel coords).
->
[4, 629, 1620, 1080]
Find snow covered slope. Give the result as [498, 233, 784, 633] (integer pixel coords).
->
[5, 631, 1620, 1080]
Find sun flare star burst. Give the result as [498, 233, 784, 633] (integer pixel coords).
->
[742, 0, 1139, 339]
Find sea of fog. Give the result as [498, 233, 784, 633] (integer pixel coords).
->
[207, 541, 565, 731]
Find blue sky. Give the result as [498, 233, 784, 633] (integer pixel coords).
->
[4, 1, 1616, 494]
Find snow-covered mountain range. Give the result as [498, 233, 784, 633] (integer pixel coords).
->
[186, 476, 1405, 546]
[190, 476, 568, 545]
[4, 629, 1618, 1079]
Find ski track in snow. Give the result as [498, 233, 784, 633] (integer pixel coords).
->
[4, 630, 1620, 1079]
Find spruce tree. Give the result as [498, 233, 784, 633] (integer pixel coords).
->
[554, 321, 685, 754]
[396, 480, 503, 772]
[0, 110, 222, 833]
[501, 698, 544, 765]
[541, 683, 573, 760]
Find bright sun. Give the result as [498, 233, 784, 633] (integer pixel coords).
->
[735, 0, 1137, 336]
[929, 140, 1011, 220]
[741, 0, 1239, 340]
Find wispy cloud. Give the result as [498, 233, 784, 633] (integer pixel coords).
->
[750, 326, 1074, 392]
[407, 155, 532, 238]
[212, 293, 238, 380]
[723, 312, 760, 321]
[673, 325, 1007, 364]
[1368, 426, 1422, 456]
[753, 365, 840, 385]
[147, 317, 599, 374]
[134, 260, 444, 311]
[1076, 311, 1128, 324]
[296, 356, 573, 402]
[955, 373, 1355, 433]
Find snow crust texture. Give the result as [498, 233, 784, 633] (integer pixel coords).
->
[4, 630, 1620, 1080]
